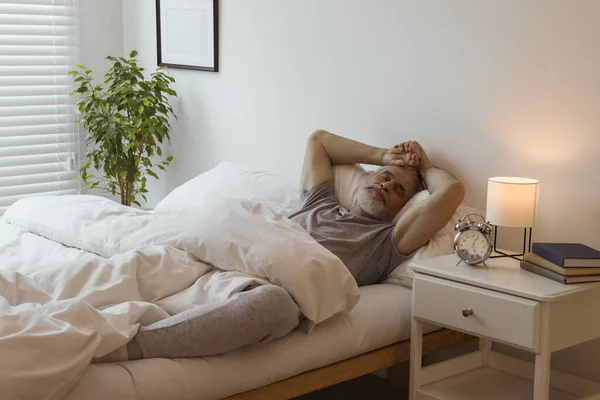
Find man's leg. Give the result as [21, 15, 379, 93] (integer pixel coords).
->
[126, 285, 301, 359]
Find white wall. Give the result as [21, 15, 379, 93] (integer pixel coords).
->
[77, 0, 123, 199]
[122, 0, 600, 379]
[79, 0, 124, 79]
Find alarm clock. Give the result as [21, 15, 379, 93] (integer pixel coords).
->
[453, 214, 493, 266]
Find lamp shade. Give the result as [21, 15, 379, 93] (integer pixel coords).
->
[486, 177, 539, 227]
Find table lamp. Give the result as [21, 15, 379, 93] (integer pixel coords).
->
[486, 177, 540, 260]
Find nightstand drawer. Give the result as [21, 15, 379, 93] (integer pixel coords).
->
[413, 274, 541, 351]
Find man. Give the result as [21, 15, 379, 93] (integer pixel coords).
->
[289, 130, 464, 286]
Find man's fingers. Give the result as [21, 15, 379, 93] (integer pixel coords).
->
[409, 142, 423, 153]
[408, 153, 419, 167]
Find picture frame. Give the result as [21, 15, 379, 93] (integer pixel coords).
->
[156, 0, 219, 72]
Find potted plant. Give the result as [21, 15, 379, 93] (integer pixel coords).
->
[70, 50, 177, 207]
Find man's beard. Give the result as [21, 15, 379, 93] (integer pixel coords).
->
[355, 187, 390, 221]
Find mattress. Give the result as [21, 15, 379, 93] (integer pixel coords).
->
[64, 284, 419, 400]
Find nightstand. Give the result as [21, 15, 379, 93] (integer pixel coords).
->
[409, 254, 600, 400]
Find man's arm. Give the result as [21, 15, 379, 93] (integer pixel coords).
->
[300, 130, 415, 190]
[393, 142, 465, 255]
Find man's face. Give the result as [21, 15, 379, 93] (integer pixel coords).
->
[355, 166, 418, 221]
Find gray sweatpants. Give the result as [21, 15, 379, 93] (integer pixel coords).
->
[122, 285, 301, 360]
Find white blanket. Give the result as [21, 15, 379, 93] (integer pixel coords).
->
[0, 195, 360, 400]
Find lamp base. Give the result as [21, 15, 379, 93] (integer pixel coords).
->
[489, 226, 532, 262]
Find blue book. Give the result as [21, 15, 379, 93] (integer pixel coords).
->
[532, 243, 600, 268]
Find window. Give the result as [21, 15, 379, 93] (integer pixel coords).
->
[0, 0, 80, 216]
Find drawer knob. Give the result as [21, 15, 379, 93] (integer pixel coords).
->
[461, 308, 474, 317]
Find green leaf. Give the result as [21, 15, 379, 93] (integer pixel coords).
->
[166, 156, 173, 162]
[156, 147, 162, 157]
[130, 50, 139, 58]
[147, 170, 159, 179]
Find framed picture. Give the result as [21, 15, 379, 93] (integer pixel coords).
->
[156, 0, 219, 72]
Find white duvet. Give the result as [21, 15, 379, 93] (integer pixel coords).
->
[0, 195, 360, 400]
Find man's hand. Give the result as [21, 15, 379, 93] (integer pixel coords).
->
[393, 141, 430, 168]
[380, 147, 418, 167]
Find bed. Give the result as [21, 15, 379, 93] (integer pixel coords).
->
[64, 284, 471, 400]
[0, 162, 477, 399]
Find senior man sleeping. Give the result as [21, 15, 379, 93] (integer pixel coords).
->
[107, 130, 463, 361]
[290, 130, 465, 286]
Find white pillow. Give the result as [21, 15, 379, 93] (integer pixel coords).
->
[332, 164, 481, 288]
[154, 162, 303, 216]
[333, 164, 369, 210]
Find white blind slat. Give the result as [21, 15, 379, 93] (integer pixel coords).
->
[0, 45, 75, 56]
[0, 55, 74, 66]
[0, 170, 76, 188]
[0, 95, 70, 107]
[0, 183, 77, 206]
[5, 0, 74, 6]
[0, 65, 71, 76]
[0, 75, 71, 87]
[1, 35, 67, 46]
[0, 24, 68, 36]
[0, 161, 72, 178]
[0, 152, 71, 168]
[0, 1, 80, 215]
[0, 114, 71, 127]
[0, 142, 71, 158]
[0, 132, 71, 147]
[0, 14, 70, 26]
[0, 123, 76, 137]
[0, 84, 73, 96]
[0, 104, 72, 118]
[0, 4, 75, 17]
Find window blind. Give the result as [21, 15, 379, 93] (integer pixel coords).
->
[0, 0, 80, 216]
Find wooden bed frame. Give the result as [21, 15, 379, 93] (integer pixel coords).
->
[225, 329, 474, 400]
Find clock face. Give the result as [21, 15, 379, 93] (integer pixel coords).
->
[456, 229, 491, 264]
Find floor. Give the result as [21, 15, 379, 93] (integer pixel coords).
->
[294, 375, 408, 400]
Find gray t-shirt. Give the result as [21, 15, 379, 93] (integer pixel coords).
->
[289, 180, 407, 286]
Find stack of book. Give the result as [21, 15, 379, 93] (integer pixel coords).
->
[520, 243, 600, 284]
